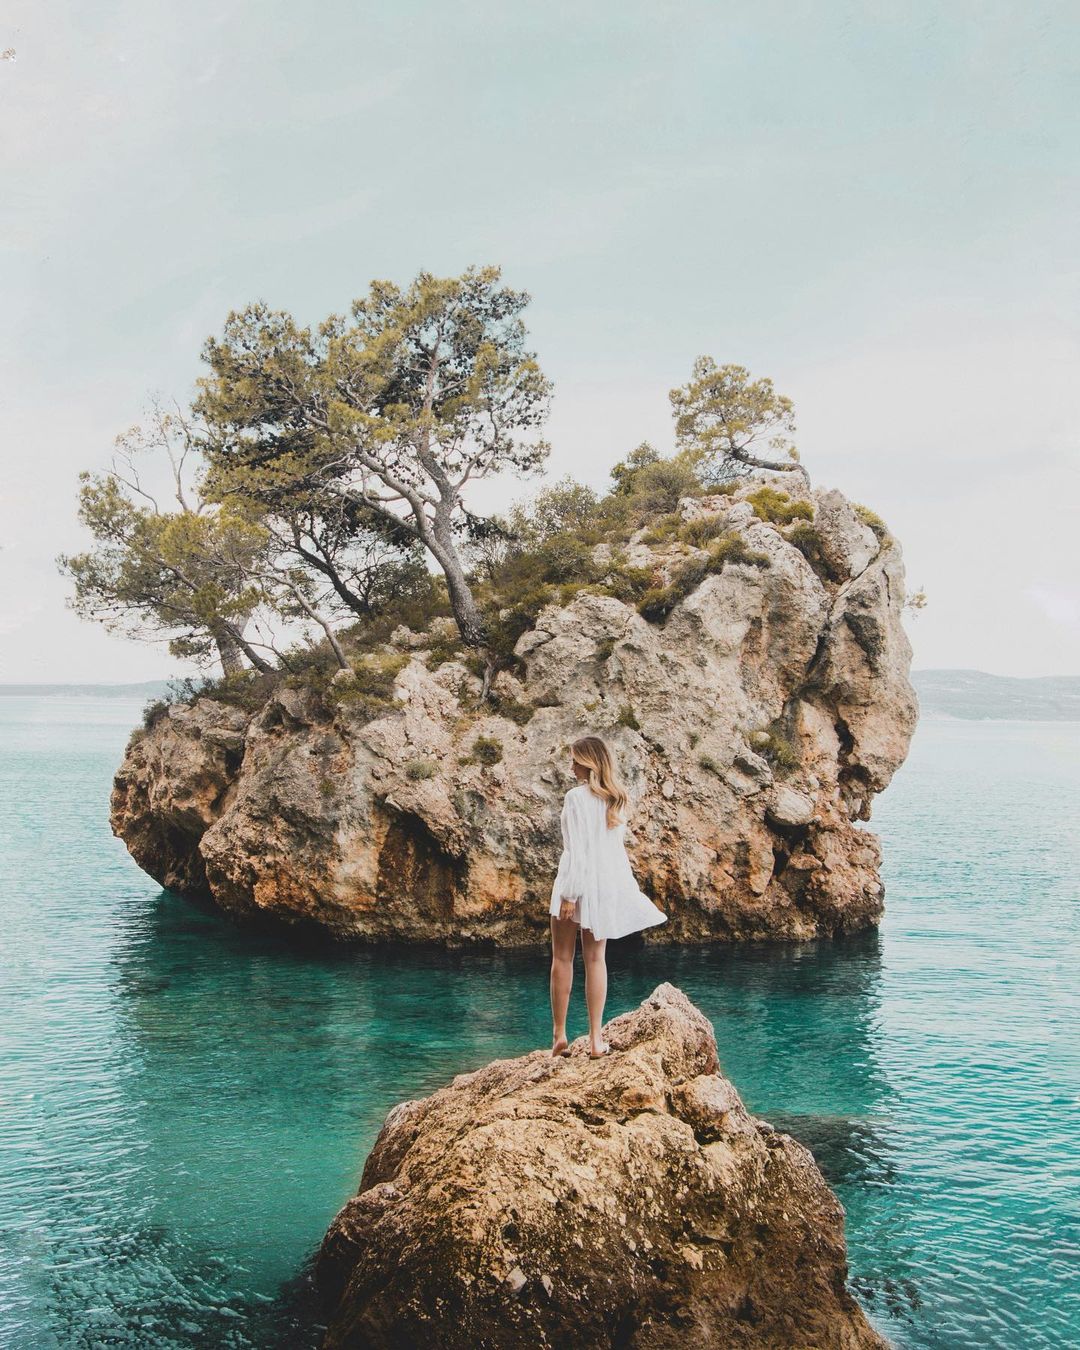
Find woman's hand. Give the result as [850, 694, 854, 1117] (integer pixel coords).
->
[558, 897, 577, 922]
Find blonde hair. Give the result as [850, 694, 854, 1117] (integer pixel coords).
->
[571, 735, 630, 829]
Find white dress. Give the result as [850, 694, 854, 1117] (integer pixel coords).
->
[548, 784, 668, 940]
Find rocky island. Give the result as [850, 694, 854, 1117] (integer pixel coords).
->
[110, 472, 917, 947]
[316, 982, 888, 1348]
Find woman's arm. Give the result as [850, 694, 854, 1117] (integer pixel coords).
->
[558, 791, 590, 919]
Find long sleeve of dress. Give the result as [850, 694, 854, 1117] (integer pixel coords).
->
[558, 790, 591, 900]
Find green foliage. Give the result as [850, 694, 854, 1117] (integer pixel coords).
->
[469, 735, 504, 766]
[639, 512, 684, 545]
[322, 650, 409, 721]
[670, 359, 800, 478]
[852, 502, 890, 541]
[594, 637, 617, 663]
[488, 694, 536, 725]
[679, 513, 732, 548]
[698, 753, 723, 775]
[616, 704, 640, 731]
[642, 507, 747, 550]
[609, 442, 662, 495]
[69, 298, 819, 744]
[356, 649, 410, 689]
[532, 535, 596, 583]
[597, 565, 656, 605]
[618, 453, 701, 515]
[282, 641, 351, 686]
[405, 759, 437, 781]
[65, 289, 812, 742]
[754, 720, 800, 771]
[58, 405, 448, 687]
[745, 486, 814, 525]
[141, 697, 171, 730]
[425, 633, 466, 668]
[196, 265, 554, 648]
[637, 532, 771, 624]
[450, 444, 763, 662]
[344, 559, 449, 630]
[199, 269, 553, 497]
[460, 650, 489, 680]
[480, 592, 552, 664]
[507, 478, 601, 545]
[785, 522, 834, 581]
[141, 669, 282, 730]
[58, 465, 269, 670]
[709, 533, 771, 569]
[636, 587, 679, 624]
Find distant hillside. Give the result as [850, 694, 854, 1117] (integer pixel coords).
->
[0, 681, 172, 698]
[911, 669, 1080, 721]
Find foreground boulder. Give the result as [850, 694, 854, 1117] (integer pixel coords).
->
[316, 983, 887, 1349]
[112, 474, 918, 945]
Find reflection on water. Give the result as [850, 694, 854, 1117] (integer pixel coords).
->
[1, 698, 1078, 1348]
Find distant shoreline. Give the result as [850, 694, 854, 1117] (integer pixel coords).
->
[0, 681, 172, 698]
[910, 669, 1080, 721]
[3, 668, 1080, 720]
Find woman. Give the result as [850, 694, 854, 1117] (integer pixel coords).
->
[549, 735, 667, 1059]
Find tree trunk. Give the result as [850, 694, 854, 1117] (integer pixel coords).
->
[222, 619, 274, 674]
[425, 517, 488, 648]
[731, 450, 812, 488]
[214, 628, 245, 677]
[480, 655, 499, 703]
[284, 582, 351, 670]
[291, 539, 372, 618]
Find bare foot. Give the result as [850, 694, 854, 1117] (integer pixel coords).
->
[588, 1039, 611, 1059]
[551, 1034, 570, 1058]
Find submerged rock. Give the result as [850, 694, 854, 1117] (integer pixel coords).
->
[316, 983, 888, 1349]
[111, 475, 918, 945]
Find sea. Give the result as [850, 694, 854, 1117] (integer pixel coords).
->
[1, 695, 1077, 1349]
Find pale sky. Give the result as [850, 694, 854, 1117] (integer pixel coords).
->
[2, 1, 1078, 683]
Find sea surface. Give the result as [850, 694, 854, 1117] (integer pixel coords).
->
[1, 696, 1077, 1349]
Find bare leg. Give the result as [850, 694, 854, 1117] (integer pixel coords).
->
[581, 926, 609, 1055]
[549, 915, 578, 1055]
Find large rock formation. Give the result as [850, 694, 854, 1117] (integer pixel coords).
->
[316, 983, 888, 1348]
[111, 475, 918, 945]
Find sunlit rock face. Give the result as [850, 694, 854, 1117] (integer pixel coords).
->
[316, 983, 890, 1349]
[111, 474, 918, 946]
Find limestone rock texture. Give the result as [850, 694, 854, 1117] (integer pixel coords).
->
[316, 983, 888, 1349]
[110, 475, 918, 945]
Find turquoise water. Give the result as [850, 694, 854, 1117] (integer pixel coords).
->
[1, 698, 1078, 1349]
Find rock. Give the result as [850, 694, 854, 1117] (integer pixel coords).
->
[514, 627, 554, 658]
[724, 751, 772, 799]
[111, 700, 249, 898]
[316, 984, 888, 1349]
[110, 479, 918, 945]
[812, 489, 880, 583]
[766, 785, 817, 827]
